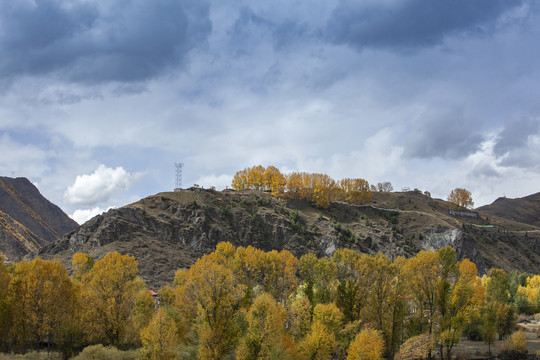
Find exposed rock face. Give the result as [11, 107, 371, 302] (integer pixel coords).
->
[0, 177, 78, 260]
[33, 188, 540, 288]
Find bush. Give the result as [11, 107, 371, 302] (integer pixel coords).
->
[499, 330, 528, 359]
[0, 352, 62, 360]
[72, 344, 140, 360]
[395, 333, 433, 360]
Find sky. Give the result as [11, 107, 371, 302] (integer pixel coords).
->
[1, 0, 540, 224]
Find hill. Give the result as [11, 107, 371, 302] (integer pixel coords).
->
[477, 192, 540, 228]
[0, 177, 78, 260]
[34, 188, 540, 288]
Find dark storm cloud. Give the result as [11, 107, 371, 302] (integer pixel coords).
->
[0, 0, 211, 84]
[494, 117, 540, 156]
[326, 0, 523, 50]
[404, 108, 484, 159]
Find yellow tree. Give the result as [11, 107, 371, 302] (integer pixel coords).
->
[133, 289, 157, 338]
[236, 293, 290, 360]
[7, 258, 78, 351]
[338, 178, 372, 205]
[264, 166, 286, 196]
[81, 252, 142, 346]
[248, 165, 266, 190]
[259, 249, 299, 302]
[232, 169, 250, 190]
[289, 296, 312, 340]
[183, 254, 244, 360]
[405, 250, 441, 336]
[312, 303, 344, 336]
[72, 253, 94, 281]
[297, 322, 336, 360]
[0, 259, 12, 351]
[140, 307, 179, 360]
[438, 259, 484, 359]
[346, 328, 385, 360]
[447, 188, 474, 209]
[311, 173, 336, 208]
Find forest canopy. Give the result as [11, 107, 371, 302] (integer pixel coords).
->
[0, 243, 535, 359]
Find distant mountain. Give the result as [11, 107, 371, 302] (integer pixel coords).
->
[0, 177, 78, 260]
[35, 188, 540, 288]
[477, 192, 540, 227]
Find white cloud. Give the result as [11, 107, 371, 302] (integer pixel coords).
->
[70, 206, 114, 225]
[192, 174, 234, 190]
[65, 165, 142, 206]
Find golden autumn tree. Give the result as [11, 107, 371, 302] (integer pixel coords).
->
[438, 258, 485, 359]
[312, 303, 344, 336]
[346, 328, 385, 360]
[236, 293, 290, 360]
[447, 188, 474, 209]
[7, 258, 78, 351]
[338, 178, 372, 205]
[297, 321, 336, 360]
[232, 168, 250, 190]
[81, 252, 143, 346]
[289, 295, 312, 340]
[182, 253, 245, 360]
[140, 307, 179, 360]
[264, 166, 286, 196]
[0, 259, 11, 350]
[311, 173, 336, 208]
[405, 250, 441, 336]
[72, 252, 94, 281]
[133, 289, 157, 338]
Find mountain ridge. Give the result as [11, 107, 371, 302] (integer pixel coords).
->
[34, 187, 540, 288]
[0, 177, 78, 260]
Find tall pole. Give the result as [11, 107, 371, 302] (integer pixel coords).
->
[175, 162, 183, 190]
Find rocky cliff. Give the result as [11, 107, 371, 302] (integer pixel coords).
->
[0, 177, 78, 260]
[35, 188, 540, 288]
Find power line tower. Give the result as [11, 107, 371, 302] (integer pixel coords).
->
[175, 162, 183, 191]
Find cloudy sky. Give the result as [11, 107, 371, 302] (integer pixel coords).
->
[2, 0, 540, 224]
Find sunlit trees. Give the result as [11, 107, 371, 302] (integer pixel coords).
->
[231, 165, 372, 208]
[183, 253, 245, 360]
[81, 252, 143, 346]
[447, 188, 474, 209]
[0, 241, 533, 359]
[0, 259, 12, 351]
[346, 328, 385, 360]
[8, 258, 78, 351]
[338, 178, 372, 205]
[236, 293, 290, 360]
[140, 307, 179, 360]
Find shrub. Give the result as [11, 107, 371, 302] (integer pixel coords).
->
[499, 330, 528, 359]
[395, 333, 433, 360]
[72, 344, 140, 360]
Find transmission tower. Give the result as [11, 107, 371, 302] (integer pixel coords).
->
[175, 162, 183, 191]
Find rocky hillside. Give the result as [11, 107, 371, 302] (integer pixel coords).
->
[35, 188, 540, 288]
[0, 177, 78, 260]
